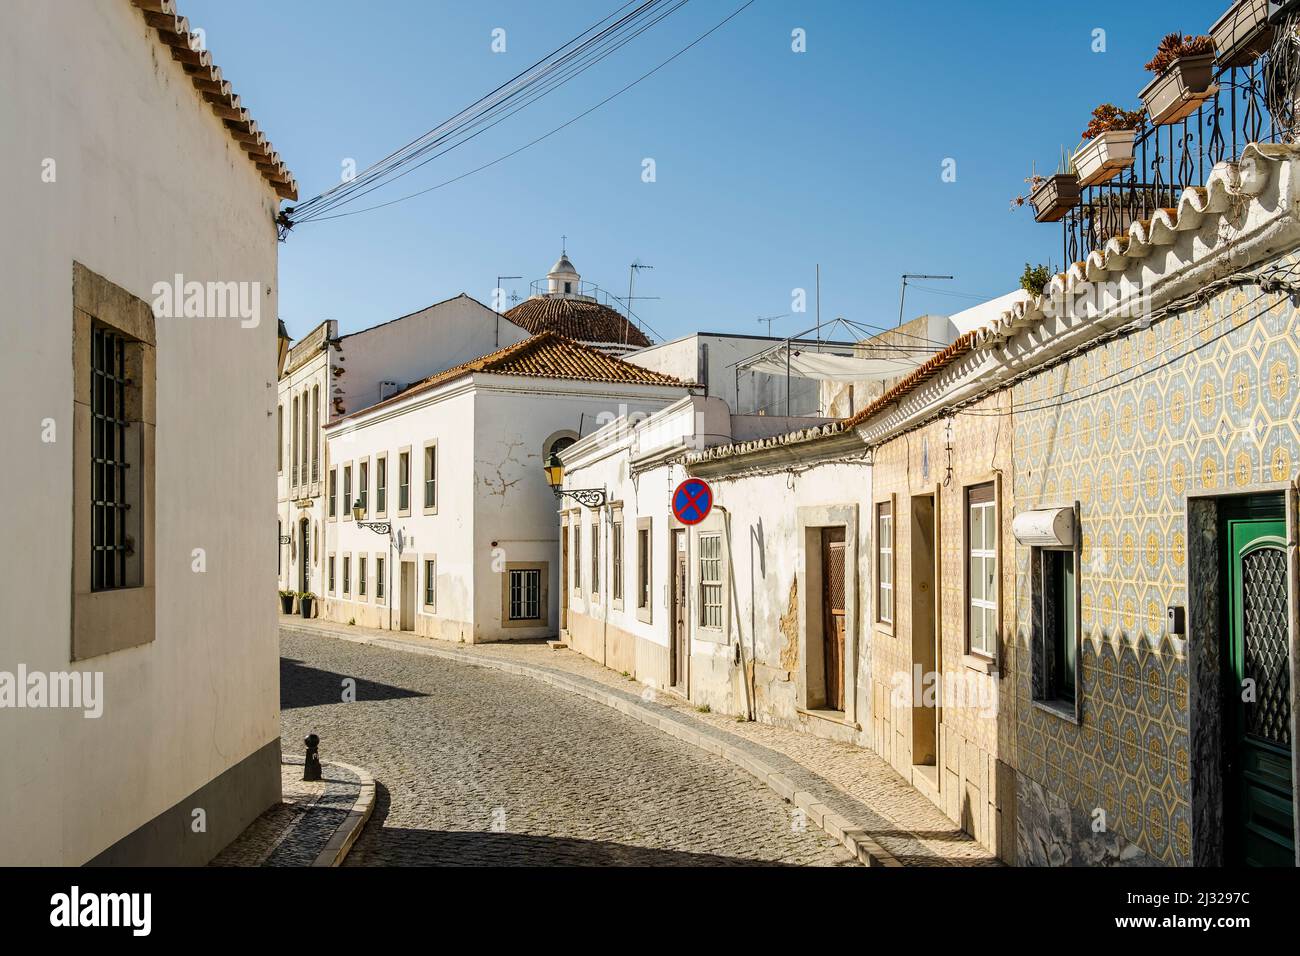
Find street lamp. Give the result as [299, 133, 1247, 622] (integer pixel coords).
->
[351, 499, 397, 630]
[543, 452, 605, 508]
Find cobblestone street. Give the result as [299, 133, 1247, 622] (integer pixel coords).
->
[279, 630, 855, 866]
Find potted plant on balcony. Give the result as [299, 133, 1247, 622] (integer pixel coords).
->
[1011, 149, 1081, 223]
[1211, 0, 1275, 69]
[1072, 104, 1146, 186]
[1020, 263, 1053, 297]
[1141, 33, 1217, 126]
[299, 591, 315, 618]
[279, 588, 295, 614]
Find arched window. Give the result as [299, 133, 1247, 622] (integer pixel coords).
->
[548, 435, 577, 458]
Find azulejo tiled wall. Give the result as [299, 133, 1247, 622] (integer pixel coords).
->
[1010, 254, 1300, 865]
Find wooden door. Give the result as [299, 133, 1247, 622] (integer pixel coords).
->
[821, 527, 846, 711]
[672, 530, 687, 692]
[1225, 513, 1294, 866]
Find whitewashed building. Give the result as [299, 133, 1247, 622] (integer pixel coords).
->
[277, 295, 530, 608]
[1, 0, 295, 864]
[321, 332, 692, 642]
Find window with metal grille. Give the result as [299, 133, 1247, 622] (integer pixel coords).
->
[573, 521, 582, 591]
[399, 452, 410, 511]
[376, 556, 385, 601]
[376, 456, 387, 514]
[612, 520, 623, 600]
[699, 533, 722, 628]
[359, 460, 369, 515]
[424, 444, 437, 509]
[328, 469, 337, 517]
[343, 466, 352, 517]
[91, 324, 137, 591]
[343, 556, 351, 595]
[359, 556, 367, 597]
[591, 522, 600, 596]
[328, 556, 335, 593]
[877, 502, 893, 623]
[509, 569, 541, 621]
[967, 484, 997, 658]
[424, 559, 436, 607]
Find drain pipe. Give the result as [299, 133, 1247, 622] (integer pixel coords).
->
[717, 504, 755, 721]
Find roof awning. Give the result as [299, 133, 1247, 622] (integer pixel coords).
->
[743, 346, 921, 383]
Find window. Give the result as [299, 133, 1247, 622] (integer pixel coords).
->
[699, 532, 722, 628]
[1038, 548, 1078, 707]
[591, 522, 600, 596]
[359, 460, 369, 516]
[509, 569, 542, 621]
[424, 559, 436, 608]
[328, 469, 337, 518]
[423, 443, 437, 510]
[573, 520, 582, 591]
[399, 451, 410, 513]
[376, 556, 385, 602]
[637, 522, 652, 615]
[967, 484, 997, 658]
[612, 518, 624, 602]
[376, 456, 387, 515]
[72, 263, 157, 660]
[277, 404, 284, 474]
[300, 389, 308, 489]
[343, 555, 351, 596]
[328, 555, 336, 594]
[359, 556, 367, 598]
[311, 385, 320, 482]
[90, 323, 144, 592]
[343, 465, 352, 518]
[291, 395, 299, 485]
[877, 501, 893, 624]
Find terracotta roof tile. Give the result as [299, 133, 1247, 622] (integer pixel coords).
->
[505, 296, 652, 348]
[329, 332, 688, 424]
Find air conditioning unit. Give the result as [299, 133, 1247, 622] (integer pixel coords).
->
[1012, 507, 1075, 547]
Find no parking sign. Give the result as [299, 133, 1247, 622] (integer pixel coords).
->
[672, 478, 713, 526]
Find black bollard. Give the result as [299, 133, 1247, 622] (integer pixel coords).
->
[303, 733, 322, 781]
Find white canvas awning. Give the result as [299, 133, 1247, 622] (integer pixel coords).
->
[743, 347, 922, 383]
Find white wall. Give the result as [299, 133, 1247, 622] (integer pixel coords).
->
[0, 0, 282, 864]
[333, 296, 529, 416]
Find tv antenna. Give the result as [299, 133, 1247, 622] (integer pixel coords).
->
[494, 273, 521, 346]
[898, 273, 954, 327]
[625, 261, 658, 344]
[758, 313, 790, 336]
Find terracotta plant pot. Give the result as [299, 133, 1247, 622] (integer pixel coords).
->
[1141, 54, 1218, 126]
[1211, 0, 1275, 69]
[1072, 130, 1137, 187]
[1030, 173, 1082, 223]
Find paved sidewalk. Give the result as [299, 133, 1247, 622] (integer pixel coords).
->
[211, 758, 375, 867]
[280, 616, 997, 866]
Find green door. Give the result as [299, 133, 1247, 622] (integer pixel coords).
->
[1225, 514, 1294, 866]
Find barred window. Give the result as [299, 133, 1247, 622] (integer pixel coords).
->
[328, 555, 336, 594]
[591, 522, 600, 596]
[359, 460, 369, 515]
[509, 569, 541, 621]
[699, 532, 722, 628]
[91, 324, 138, 591]
[424, 559, 436, 608]
[328, 469, 337, 517]
[612, 520, 623, 600]
[343, 466, 352, 517]
[376, 556, 385, 601]
[343, 555, 351, 595]
[359, 556, 367, 597]
[573, 521, 582, 591]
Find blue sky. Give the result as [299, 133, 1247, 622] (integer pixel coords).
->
[183, 0, 1233, 342]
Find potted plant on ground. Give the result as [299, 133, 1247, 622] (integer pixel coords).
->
[1011, 149, 1081, 223]
[1072, 104, 1146, 186]
[299, 591, 315, 618]
[279, 588, 295, 614]
[1211, 0, 1275, 69]
[1141, 33, 1217, 126]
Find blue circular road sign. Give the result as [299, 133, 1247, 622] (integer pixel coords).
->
[672, 478, 713, 526]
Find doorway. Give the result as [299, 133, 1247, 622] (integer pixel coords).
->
[1222, 494, 1294, 865]
[821, 527, 846, 711]
[298, 517, 310, 595]
[671, 529, 687, 693]
[400, 561, 415, 632]
[910, 494, 939, 770]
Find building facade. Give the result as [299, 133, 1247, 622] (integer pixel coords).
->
[1, 0, 294, 864]
[321, 333, 691, 642]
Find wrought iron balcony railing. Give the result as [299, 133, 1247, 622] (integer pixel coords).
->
[1061, 56, 1282, 266]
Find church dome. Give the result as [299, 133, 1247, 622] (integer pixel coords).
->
[508, 250, 652, 351]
